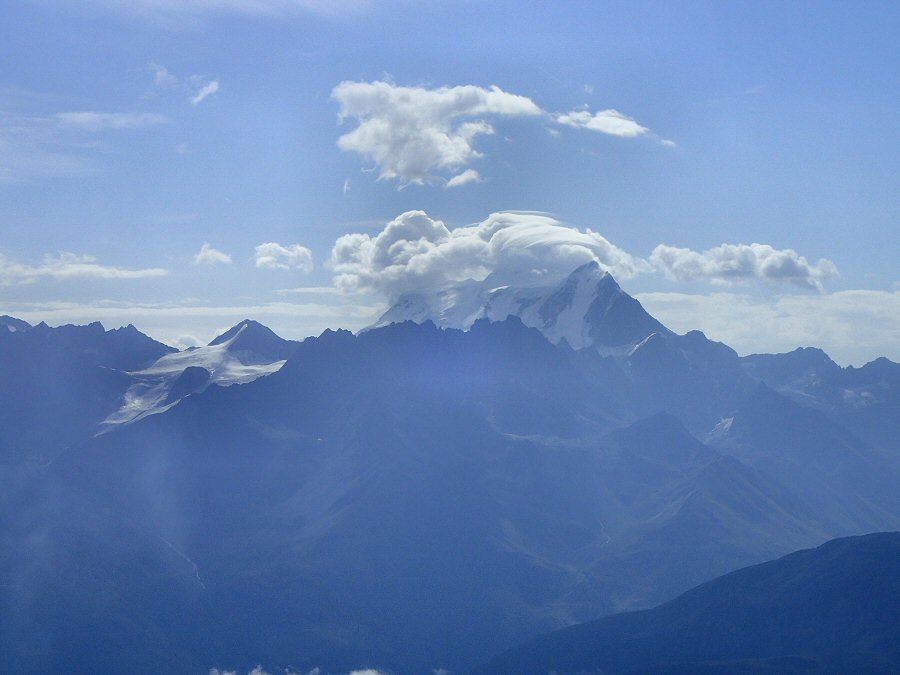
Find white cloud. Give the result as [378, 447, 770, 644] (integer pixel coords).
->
[0, 99, 171, 181]
[637, 289, 900, 366]
[555, 108, 648, 137]
[329, 211, 842, 306]
[150, 62, 177, 87]
[193, 243, 232, 265]
[191, 79, 220, 105]
[445, 168, 482, 188]
[329, 210, 649, 299]
[54, 111, 169, 131]
[0, 251, 167, 285]
[650, 242, 838, 290]
[254, 242, 314, 271]
[332, 80, 542, 186]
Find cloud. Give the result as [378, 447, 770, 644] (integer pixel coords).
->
[0, 252, 167, 285]
[0, 99, 169, 181]
[254, 242, 314, 271]
[332, 81, 667, 186]
[332, 80, 542, 186]
[445, 168, 482, 188]
[150, 62, 177, 87]
[191, 79, 220, 105]
[193, 243, 232, 265]
[53, 111, 169, 131]
[329, 210, 649, 299]
[637, 289, 900, 366]
[555, 108, 648, 137]
[650, 242, 838, 290]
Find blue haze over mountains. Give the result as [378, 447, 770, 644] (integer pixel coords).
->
[1, 262, 899, 673]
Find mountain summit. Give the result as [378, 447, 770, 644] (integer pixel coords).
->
[374, 261, 669, 350]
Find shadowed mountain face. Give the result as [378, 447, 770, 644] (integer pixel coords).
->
[476, 532, 900, 675]
[1, 271, 899, 674]
[0, 321, 174, 475]
[741, 349, 900, 464]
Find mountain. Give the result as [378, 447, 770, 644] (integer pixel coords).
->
[741, 349, 900, 462]
[5, 317, 899, 674]
[709, 383, 900, 534]
[374, 261, 670, 350]
[0, 320, 174, 474]
[2, 266, 899, 674]
[476, 531, 900, 674]
[0, 315, 32, 333]
[207, 318, 300, 362]
[376, 263, 755, 431]
[102, 320, 299, 427]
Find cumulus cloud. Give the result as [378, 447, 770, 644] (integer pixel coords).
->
[555, 108, 648, 137]
[193, 243, 232, 265]
[53, 111, 169, 131]
[332, 80, 542, 186]
[650, 242, 838, 290]
[254, 242, 314, 272]
[332, 80, 668, 186]
[329, 210, 648, 299]
[445, 168, 482, 188]
[191, 79, 220, 105]
[0, 251, 167, 285]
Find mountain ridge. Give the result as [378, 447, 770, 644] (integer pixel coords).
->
[475, 531, 900, 674]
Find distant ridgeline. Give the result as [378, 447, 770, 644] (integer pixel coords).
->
[1, 267, 898, 674]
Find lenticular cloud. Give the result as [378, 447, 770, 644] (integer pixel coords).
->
[329, 210, 648, 299]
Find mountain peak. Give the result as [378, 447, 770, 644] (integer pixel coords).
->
[373, 262, 668, 351]
[208, 319, 298, 362]
[0, 315, 32, 333]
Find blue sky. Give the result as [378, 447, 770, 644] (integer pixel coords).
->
[1, 0, 898, 364]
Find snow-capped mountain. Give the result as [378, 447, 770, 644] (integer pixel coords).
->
[3, 265, 900, 674]
[373, 261, 670, 350]
[103, 320, 297, 427]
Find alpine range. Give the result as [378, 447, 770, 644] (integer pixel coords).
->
[1, 2, 898, 674]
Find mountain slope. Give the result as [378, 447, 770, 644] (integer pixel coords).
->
[710, 383, 900, 534]
[374, 261, 670, 350]
[0, 320, 174, 473]
[741, 349, 900, 462]
[5, 319, 895, 674]
[476, 532, 900, 674]
[102, 320, 298, 427]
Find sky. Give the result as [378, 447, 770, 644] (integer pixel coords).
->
[0, 0, 897, 365]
